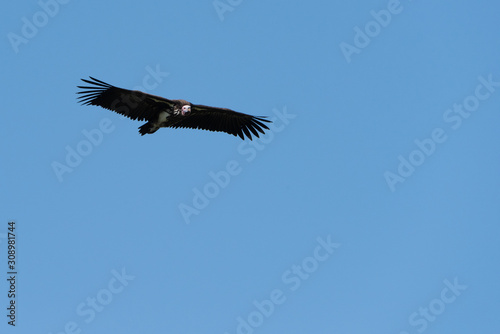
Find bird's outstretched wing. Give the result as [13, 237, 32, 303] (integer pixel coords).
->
[77, 77, 173, 121]
[165, 104, 271, 140]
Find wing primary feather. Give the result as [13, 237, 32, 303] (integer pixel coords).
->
[88, 76, 112, 86]
[241, 126, 252, 140]
[247, 123, 260, 137]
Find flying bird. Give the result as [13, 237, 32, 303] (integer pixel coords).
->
[76, 77, 271, 140]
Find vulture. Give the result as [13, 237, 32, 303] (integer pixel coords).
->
[76, 77, 271, 140]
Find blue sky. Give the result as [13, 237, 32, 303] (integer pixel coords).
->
[1, 0, 499, 333]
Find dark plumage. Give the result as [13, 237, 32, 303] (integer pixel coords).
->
[76, 77, 271, 140]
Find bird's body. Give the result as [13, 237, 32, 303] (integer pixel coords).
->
[77, 77, 270, 140]
[140, 100, 190, 135]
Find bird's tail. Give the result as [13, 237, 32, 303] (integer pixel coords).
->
[138, 122, 158, 136]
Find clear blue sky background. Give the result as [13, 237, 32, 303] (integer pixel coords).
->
[1, 0, 499, 333]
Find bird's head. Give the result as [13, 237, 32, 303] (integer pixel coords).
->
[181, 105, 191, 116]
